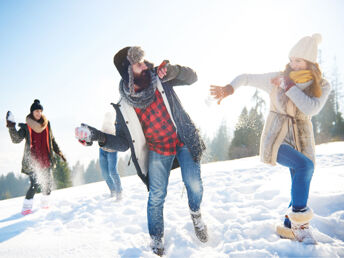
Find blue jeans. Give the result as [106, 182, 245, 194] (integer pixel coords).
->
[147, 145, 203, 239]
[276, 144, 314, 211]
[99, 148, 122, 194]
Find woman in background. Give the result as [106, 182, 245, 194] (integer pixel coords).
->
[6, 99, 66, 215]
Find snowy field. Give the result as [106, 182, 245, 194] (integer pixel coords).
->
[0, 142, 343, 257]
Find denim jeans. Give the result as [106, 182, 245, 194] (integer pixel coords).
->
[99, 148, 122, 194]
[147, 145, 203, 239]
[277, 144, 314, 211]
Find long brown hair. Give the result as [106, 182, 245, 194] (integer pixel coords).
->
[283, 61, 323, 97]
[29, 113, 45, 124]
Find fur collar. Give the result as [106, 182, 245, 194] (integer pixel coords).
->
[26, 114, 48, 133]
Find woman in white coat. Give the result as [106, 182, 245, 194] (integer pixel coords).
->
[210, 34, 331, 244]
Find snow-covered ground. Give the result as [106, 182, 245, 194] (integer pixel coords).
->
[1, 142, 343, 257]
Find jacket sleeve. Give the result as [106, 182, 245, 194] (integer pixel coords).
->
[49, 125, 62, 154]
[52, 137, 61, 154]
[285, 79, 332, 116]
[99, 116, 130, 151]
[230, 72, 280, 94]
[161, 65, 198, 86]
[8, 125, 26, 144]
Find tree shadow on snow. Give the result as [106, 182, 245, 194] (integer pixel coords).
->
[0, 219, 37, 243]
[0, 213, 23, 223]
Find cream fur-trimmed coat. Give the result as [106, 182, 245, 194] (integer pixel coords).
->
[230, 72, 331, 165]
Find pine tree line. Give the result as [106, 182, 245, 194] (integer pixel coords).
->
[0, 153, 135, 200]
[312, 56, 344, 143]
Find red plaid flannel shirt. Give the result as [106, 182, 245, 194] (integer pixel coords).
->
[134, 89, 184, 156]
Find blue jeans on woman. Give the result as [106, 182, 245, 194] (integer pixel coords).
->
[147, 145, 203, 240]
[276, 144, 314, 211]
[99, 148, 122, 195]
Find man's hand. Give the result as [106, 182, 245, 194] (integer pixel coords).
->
[210, 84, 234, 105]
[157, 60, 169, 79]
[6, 111, 16, 128]
[75, 124, 106, 146]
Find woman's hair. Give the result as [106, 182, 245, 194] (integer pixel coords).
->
[28, 113, 45, 124]
[284, 61, 323, 97]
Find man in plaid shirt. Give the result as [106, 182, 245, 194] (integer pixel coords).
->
[76, 46, 207, 256]
[134, 89, 184, 156]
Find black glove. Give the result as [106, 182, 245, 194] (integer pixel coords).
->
[75, 123, 106, 146]
[6, 111, 16, 128]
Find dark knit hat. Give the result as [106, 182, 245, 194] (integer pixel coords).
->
[113, 47, 145, 93]
[30, 99, 43, 113]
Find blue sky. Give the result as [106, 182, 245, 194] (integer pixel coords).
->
[1, 0, 344, 175]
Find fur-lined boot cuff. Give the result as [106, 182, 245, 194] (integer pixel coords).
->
[288, 208, 313, 225]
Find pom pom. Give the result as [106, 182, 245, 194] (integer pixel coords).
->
[312, 33, 322, 45]
[34, 99, 40, 104]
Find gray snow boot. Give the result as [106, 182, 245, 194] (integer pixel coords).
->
[190, 209, 208, 243]
[150, 237, 164, 256]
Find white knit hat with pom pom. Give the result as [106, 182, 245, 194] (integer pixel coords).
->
[289, 33, 322, 63]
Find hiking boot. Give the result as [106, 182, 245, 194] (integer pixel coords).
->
[150, 237, 164, 256]
[190, 209, 208, 243]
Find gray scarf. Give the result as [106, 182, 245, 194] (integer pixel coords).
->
[119, 73, 158, 109]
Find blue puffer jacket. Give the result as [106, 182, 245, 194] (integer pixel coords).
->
[100, 65, 205, 189]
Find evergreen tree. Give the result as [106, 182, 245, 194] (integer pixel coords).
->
[0, 172, 28, 200]
[333, 112, 344, 140]
[247, 108, 264, 153]
[252, 89, 266, 113]
[71, 161, 85, 186]
[201, 134, 214, 163]
[53, 156, 72, 189]
[228, 88, 266, 160]
[208, 120, 231, 161]
[314, 90, 337, 143]
[84, 159, 102, 184]
[311, 50, 343, 143]
[330, 57, 344, 140]
[331, 57, 343, 114]
[228, 107, 250, 159]
[117, 153, 136, 177]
